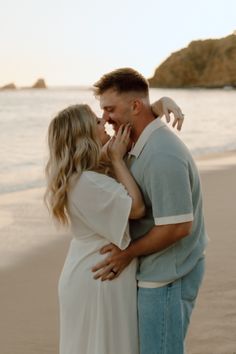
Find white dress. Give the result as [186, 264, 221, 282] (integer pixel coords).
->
[58, 171, 139, 354]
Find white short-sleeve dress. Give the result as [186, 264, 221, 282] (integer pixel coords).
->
[58, 171, 139, 354]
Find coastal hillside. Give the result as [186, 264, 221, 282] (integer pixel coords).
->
[149, 34, 236, 88]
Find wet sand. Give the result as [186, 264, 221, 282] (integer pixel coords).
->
[0, 153, 236, 354]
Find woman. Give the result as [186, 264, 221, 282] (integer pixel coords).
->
[45, 104, 145, 354]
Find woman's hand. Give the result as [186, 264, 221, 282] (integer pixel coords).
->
[100, 140, 111, 162]
[106, 123, 145, 219]
[151, 97, 184, 131]
[107, 124, 131, 162]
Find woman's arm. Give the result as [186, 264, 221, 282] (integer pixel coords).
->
[108, 124, 145, 219]
[151, 97, 184, 131]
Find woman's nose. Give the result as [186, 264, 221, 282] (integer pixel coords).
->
[100, 117, 106, 126]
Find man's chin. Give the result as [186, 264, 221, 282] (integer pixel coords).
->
[107, 121, 122, 135]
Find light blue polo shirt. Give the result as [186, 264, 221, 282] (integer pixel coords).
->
[129, 119, 208, 282]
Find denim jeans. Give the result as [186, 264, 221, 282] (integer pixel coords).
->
[138, 256, 205, 354]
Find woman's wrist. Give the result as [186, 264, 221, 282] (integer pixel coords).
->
[151, 100, 162, 118]
[111, 158, 126, 167]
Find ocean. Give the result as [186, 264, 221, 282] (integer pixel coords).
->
[1, 87, 236, 195]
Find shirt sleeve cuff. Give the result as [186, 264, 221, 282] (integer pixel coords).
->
[154, 213, 194, 225]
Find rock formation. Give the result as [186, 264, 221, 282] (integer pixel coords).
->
[31, 78, 47, 89]
[149, 34, 236, 88]
[1, 83, 17, 90]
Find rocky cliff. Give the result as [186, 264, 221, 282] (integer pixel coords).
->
[149, 34, 236, 88]
[1, 83, 17, 90]
[0, 78, 47, 90]
[31, 78, 47, 89]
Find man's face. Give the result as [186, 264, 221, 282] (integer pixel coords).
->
[99, 89, 133, 134]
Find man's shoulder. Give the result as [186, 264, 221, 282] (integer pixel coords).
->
[145, 126, 192, 159]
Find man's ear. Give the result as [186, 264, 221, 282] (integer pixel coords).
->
[131, 99, 143, 115]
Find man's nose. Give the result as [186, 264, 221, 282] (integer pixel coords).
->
[102, 111, 109, 122]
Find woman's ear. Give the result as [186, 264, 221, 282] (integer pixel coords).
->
[131, 99, 142, 115]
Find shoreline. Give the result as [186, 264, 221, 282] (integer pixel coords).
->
[195, 149, 236, 171]
[1, 148, 236, 196]
[0, 151, 236, 353]
[1, 149, 235, 269]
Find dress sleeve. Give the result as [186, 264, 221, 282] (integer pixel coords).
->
[70, 172, 132, 249]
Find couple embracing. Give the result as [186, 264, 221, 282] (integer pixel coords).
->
[45, 68, 207, 354]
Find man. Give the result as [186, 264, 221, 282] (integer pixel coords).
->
[92, 68, 208, 354]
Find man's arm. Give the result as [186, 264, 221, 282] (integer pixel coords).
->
[92, 221, 192, 280]
[126, 221, 192, 258]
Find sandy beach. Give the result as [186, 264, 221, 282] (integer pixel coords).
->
[0, 152, 236, 354]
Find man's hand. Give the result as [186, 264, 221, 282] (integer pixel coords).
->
[92, 243, 133, 281]
[151, 97, 184, 131]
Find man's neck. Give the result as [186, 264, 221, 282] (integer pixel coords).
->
[131, 111, 156, 143]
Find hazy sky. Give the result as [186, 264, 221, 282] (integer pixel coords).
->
[1, 0, 235, 86]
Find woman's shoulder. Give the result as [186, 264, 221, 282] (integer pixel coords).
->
[68, 171, 131, 211]
[82, 170, 115, 185]
[73, 170, 124, 194]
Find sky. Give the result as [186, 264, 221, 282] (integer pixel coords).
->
[0, 0, 236, 86]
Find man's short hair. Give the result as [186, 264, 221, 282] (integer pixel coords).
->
[93, 68, 149, 96]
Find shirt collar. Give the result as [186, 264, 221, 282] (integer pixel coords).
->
[129, 119, 166, 158]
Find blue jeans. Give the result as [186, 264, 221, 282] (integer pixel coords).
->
[138, 256, 205, 354]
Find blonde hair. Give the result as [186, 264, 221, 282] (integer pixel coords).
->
[44, 104, 102, 225]
[93, 67, 149, 96]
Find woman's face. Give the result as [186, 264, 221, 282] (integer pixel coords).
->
[96, 117, 110, 145]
